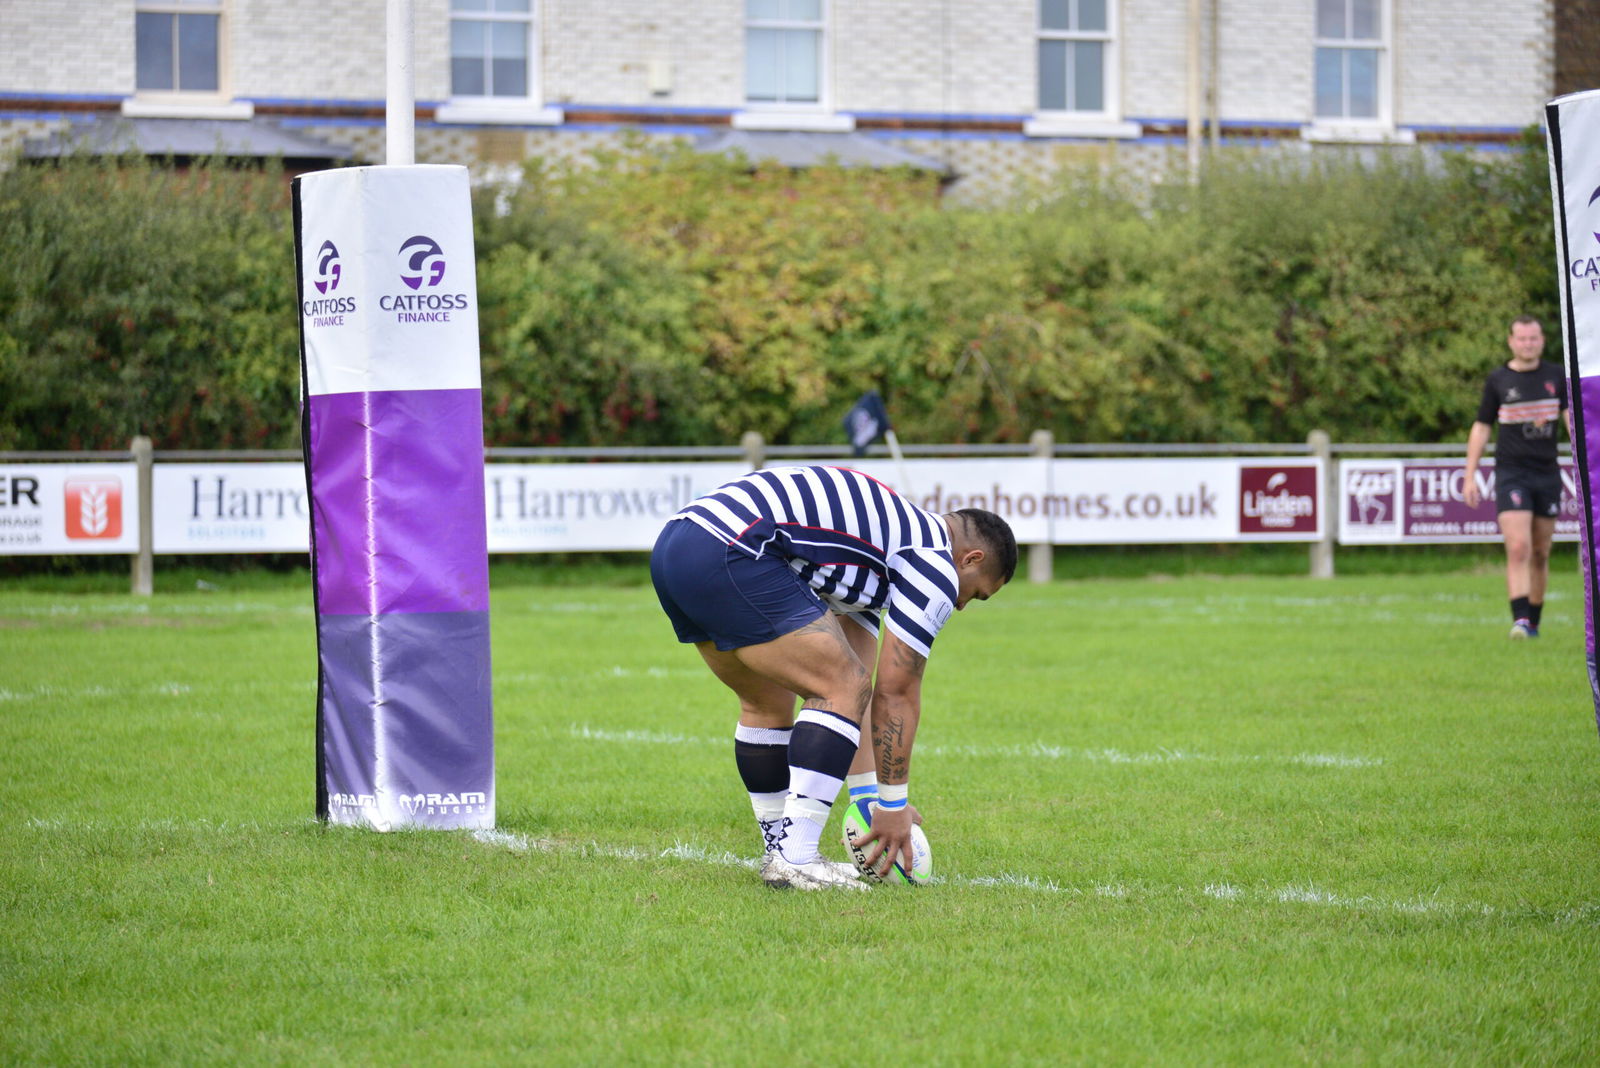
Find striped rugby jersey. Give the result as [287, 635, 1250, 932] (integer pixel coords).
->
[671, 465, 959, 658]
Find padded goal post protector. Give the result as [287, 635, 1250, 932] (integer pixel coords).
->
[292, 165, 494, 830]
[1546, 88, 1600, 740]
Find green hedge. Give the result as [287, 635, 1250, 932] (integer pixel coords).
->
[0, 135, 1557, 451]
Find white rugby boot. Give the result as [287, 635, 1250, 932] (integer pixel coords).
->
[760, 853, 869, 891]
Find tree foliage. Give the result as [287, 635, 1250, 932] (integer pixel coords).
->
[0, 157, 298, 450]
[0, 137, 1558, 451]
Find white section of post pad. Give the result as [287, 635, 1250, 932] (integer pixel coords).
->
[298, 165, 481, 398]
[1549, 90, 1600, 380]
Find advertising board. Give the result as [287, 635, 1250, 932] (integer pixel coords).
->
[1338, 459, 1581, 544]
[0, 464, 139, 555]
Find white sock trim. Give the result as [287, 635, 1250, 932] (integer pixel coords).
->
[749, 791, 786, 822]
[845, 771, 878, 794]
[795, 707, 861, 749]
[735, 724, 792, 746]
[789, 767, 845, 804]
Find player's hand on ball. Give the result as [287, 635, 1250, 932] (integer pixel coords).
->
[858, 804, 915, 879]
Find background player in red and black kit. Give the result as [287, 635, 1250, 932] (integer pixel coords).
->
[1464, 316, 1571, 639]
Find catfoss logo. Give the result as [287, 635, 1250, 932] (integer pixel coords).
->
[312, 240, 341, 294]
[64, 478, 122, 540]
[1239, 466, 1318, 534]
[1572, 185, 1600, 295]
[399, 235, 446, 289]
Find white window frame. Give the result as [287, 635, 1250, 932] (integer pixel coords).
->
[734, 0, 852, 133]
[1025, 0, 1139, 140]
[436, 0, 562, 127]
[1302, 0, 1413, 144]
[124, 0, 251, 119]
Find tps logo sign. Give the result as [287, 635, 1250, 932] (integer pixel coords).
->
[1239, 466, 1317, 534]
[64, 478, 123, 540]
[399, 235, 446, 289]
[1346, 467, 1397, 527]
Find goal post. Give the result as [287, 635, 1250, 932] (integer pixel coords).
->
[292, 164, 495, 830]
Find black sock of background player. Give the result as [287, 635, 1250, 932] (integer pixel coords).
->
[1511, 595, 1532, 623]
[1529, 601, 1543, 628]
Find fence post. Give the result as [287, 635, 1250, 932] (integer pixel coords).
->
[741, 431, 766, 471]
[1307, 428, 1334, 579]
[131, 436, 154, 596]
[1029, 428, 1054, 584]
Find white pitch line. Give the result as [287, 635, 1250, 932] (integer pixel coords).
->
[460, 830, 1598, 924]
[18, 818, 1591, 924]
[2, 601, 313, 618]
[562, 725, 1383, 768]
[0, 667, 697, 704]
[0, 680, 313, 702]
[567, 724, 715, 746]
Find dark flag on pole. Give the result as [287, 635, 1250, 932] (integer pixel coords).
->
[843, 390, 893, 456]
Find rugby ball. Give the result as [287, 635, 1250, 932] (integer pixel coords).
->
[840, 798, 932, 886]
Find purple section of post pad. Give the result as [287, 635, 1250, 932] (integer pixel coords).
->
[1581, 376, 1600, 658]
[319, 610, 494, 830]
[307, 389, 488, 616]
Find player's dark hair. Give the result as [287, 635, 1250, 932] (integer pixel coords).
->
[953, 508, 1017, 583]
[1511, 315, 1542, 331]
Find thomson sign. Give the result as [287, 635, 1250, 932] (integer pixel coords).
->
[1338, 458, 1581, 543]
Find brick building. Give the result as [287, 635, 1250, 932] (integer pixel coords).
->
[0, 1, 1587, 199]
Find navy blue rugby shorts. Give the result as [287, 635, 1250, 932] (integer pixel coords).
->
[1495, 465, 1561, 517]
[650, 518, 827, 651]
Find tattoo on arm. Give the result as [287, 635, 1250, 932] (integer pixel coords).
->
[891, 642, 927, 679]
[875, 713, 909, 781]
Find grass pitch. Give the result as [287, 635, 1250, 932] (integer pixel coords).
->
[2, 562, 1598, 1064]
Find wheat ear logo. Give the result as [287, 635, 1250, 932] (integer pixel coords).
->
[64, 478, 123, 540]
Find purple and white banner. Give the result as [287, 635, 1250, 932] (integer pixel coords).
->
[1338, 459, 1582, 544]
[294, 165, 494, 830]
[1547, 89, 1600, 735]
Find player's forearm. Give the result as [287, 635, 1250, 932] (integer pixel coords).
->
[870, 690, 920, 785]
[1465, 423, 1490, 471]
